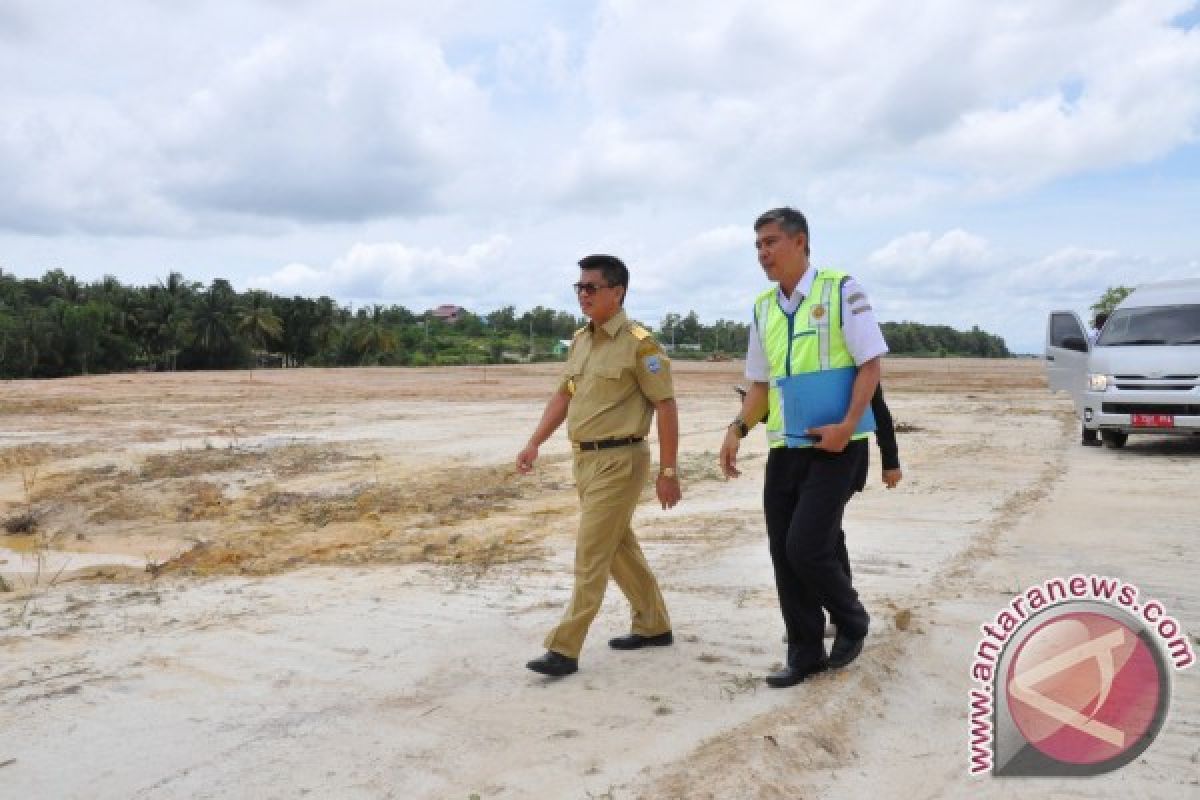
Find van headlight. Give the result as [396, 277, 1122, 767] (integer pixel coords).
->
[1088, 373, 1109, 391]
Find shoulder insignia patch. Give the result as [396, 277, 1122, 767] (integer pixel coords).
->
[629, 323, 651, 341]
[643, 354, 663, 374]
[636, 339, 662, 357]
[573, 325, 588, 339]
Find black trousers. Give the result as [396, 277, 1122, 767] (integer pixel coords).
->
[764, 440, 870, 667]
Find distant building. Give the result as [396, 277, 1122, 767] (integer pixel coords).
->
[432, 304, 465, 324]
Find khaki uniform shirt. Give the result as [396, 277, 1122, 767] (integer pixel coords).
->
[558, 310, 674, 443]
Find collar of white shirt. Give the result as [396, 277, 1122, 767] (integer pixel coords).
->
[775, 266, 818, 313]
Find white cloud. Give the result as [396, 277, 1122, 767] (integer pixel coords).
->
[551, 0, 1200, 212]
[3, 1, 1198, 231]
[0, 10, 492, 234]
[163, 28, 490, 223]
[247, 235, 512, 309]
[496, 26, 574, 93]
[1008, 247, 1128, 292]
[868, 229, 996, 283]
[0, 0, 1197, 359]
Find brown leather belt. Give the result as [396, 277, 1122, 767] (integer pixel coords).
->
[575, 436, 644, 451]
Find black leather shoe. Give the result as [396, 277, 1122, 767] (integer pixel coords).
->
[526, 651, 578, 676]
[1081, 438, 1102, 447]
[765, 659, 827, 688]
[828, 631, 865, 669]
[608, 631, 673, 650]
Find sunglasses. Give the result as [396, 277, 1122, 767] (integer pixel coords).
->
[573, 282, 613, 296]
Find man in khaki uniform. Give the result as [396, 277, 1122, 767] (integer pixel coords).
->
[516, 254, 681, 677]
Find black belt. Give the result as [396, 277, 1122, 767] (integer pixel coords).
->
[576, 436, 644, 451]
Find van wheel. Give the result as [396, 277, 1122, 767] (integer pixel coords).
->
[1102, 430, 1128, 449]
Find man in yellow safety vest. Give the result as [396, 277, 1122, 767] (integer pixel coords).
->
[719, 207, 887, 688]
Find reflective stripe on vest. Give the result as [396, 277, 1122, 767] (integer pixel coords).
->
[753, 270, 861, 448]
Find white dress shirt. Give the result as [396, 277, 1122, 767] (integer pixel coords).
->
[744, 267, 888, 381]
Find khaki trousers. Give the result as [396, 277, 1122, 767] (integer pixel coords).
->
[544, 442, 671, 659]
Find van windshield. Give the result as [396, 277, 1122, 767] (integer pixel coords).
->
[1098, 304, 1200, 346]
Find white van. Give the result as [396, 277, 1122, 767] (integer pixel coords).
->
[1046, 279, 1200, 448]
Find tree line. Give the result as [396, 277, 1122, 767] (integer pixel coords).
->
[0, 268, 1009, 379]
[879, 321, 1009, 358]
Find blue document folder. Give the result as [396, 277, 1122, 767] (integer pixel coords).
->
[774, 366, 876, 447]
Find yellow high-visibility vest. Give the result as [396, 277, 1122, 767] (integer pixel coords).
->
[753, 269, 865, 448]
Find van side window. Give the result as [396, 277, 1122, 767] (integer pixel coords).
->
[1049, 313, 1084, 347]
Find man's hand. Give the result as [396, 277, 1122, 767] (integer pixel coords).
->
[882, 467, 903, 489]
[656, 474, 681, 509]
[719, 426, 741, 479]
[807, 422, 852, 453]
[516, 443, 539, 474]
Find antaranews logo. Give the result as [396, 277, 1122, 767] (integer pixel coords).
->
[967, 574, 1194, 777]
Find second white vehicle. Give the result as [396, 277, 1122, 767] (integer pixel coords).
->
[1046, 279, 1200, 449]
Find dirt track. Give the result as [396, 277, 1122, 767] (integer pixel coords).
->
[2, 360, 1197, 798]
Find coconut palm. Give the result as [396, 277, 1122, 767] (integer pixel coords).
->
[236, 291, 284, 359]
[190, 280, 237, 365]
[352, 306, 398, 363]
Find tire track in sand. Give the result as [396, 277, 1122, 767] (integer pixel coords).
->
[631, 412, 1075, 799]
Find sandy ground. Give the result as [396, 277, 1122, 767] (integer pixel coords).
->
[1, 360, 1197, 799]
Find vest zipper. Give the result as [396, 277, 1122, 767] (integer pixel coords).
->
[785, 308, 796, 376]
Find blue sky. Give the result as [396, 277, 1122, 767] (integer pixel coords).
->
[1, 0, 1198, 353]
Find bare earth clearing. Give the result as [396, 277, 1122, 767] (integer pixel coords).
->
[2, 360, 1197, 799]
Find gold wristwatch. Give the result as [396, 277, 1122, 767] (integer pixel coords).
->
[658, 467, 678, 480]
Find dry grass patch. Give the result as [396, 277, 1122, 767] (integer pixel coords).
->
[148, 461, 567, 577]
[0, 397, 84, 416]
[137, 443, 365, 481]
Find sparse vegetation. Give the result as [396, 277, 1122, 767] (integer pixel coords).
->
[719, 671, 763, 700]
[17, 441, 570, 581]
[1091, 285, 1134, 318]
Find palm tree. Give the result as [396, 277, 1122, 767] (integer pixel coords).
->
[236, 291, 284, 362]
[190, 280, 237, 365]
[150, 293, 191, 371]
[352, 306, 397, 364]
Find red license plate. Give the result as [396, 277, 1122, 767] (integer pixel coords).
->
[1132, 413, 1174, 428]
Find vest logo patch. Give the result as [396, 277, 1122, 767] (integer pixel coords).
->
[810, 304, 827, 323]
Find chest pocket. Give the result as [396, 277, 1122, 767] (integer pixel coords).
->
[563, 353, 584, 394]
[584, 364, 627, 403]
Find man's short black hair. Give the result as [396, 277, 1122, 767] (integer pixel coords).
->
[1094, 311, 1110, 328]
[578, 254, 629, 302]
[754, 207, 810, 255]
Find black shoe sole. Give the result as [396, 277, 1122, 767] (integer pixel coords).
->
[526, 664, 577, 677]
[525, 656, 578, 677]
[765, 662, 828, 688]
[608, 633, 673, 650]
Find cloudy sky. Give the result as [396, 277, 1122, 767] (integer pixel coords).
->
[2, 0, 1198, 353]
